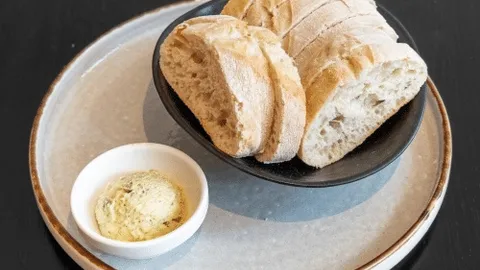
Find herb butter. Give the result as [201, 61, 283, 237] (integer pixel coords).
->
[95, 170, 186, 242]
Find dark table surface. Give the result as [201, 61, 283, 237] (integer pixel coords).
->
[1, 0, 478, 269]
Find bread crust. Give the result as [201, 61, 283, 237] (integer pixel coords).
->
[221, 0, 255, 19]
[250, 27, 307, 163]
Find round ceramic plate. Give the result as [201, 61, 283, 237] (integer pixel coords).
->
[152, 0, 427, 187]
[29, 1, 452, 269]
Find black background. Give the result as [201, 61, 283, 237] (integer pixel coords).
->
[1, 0, 478, 269]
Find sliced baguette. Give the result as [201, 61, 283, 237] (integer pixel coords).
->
[223, 0, 332, 36]
[283, 0, 380, 57]
[250, 27, 307, 163]
[161, 15, 306, 163]
[160, 15, 274, 157]
[221, 0, 428, 168]
[271, 0, 374, 37]
[295, 14, 399, 87]
[271, 0, 333, 37]
[298, 31, 427, 168]
[222, 0, 388, 56]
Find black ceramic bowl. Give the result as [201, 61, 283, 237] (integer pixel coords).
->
[152, 0, 426, 187]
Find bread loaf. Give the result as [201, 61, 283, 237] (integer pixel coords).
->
[160, 15, 306, 163]
[222, 0, 428, 168]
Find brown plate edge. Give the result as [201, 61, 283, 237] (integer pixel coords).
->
[359, 78, 453, 269]
[28, 3, 453, 269]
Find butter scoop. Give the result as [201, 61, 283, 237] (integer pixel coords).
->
[95, 170, 186, 242]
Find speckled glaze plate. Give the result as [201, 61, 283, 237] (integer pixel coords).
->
[29, 1, 452, 269]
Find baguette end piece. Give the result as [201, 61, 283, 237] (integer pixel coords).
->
[160, 15, 274, 158]
[298, 46, 427, 168]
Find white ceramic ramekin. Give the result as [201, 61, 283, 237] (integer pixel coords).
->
[70, 143, 208, 259]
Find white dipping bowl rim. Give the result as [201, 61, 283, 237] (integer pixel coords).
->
[70, 143, 209, 251]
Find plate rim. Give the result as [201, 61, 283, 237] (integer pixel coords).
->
[28, 1, 452, 269]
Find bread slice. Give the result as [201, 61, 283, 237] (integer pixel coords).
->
[161, 15, 306, 163]
[245, 0, 291, 27]
[295, 14, 399, 87]
[243, 0, 268, 27]
[221, 0, 254, 18]
[223, 0, 290, 27]
[249, 27, 306, 163]
[244, 0, 270, 27]
[160, 15, 274, 157]
[283, 0, 380, 57]
[298, 30, 428, 168]
[223, 0, 330, 35]
[270, 0, 374, 37]
[221, 0, 387, 55]
[270, 0, 332, 36]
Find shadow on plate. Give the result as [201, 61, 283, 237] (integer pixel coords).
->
[66, 209, 199, 267]
[143, 82, 399, 222]
[100, 229, 201, 268]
